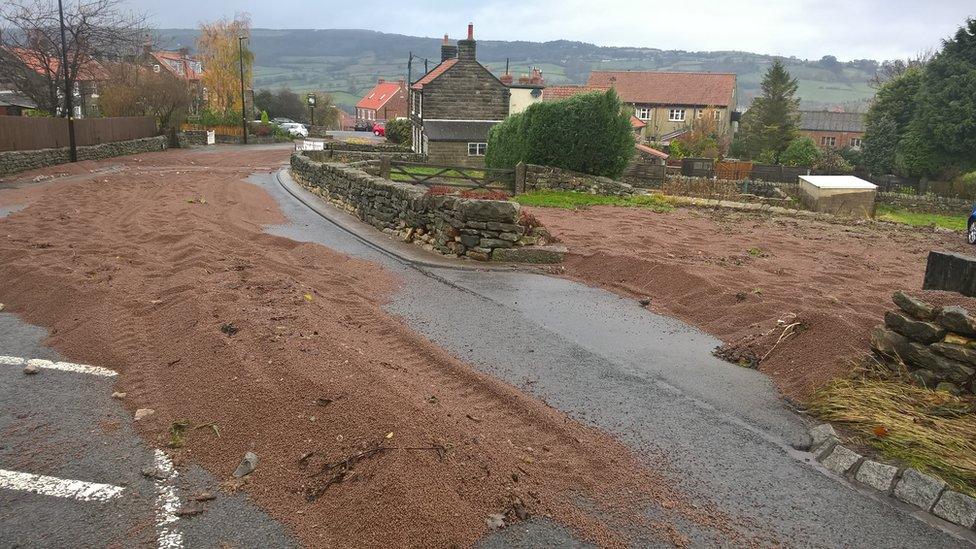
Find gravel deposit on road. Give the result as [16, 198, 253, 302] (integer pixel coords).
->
[0, 149, 760, 547]
[531, 205, 976, 400]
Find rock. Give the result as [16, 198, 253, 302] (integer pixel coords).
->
[943, 332, 976, 348]
[0, 303, 5, 311]
[465, 249, 490, 262]
[809, 423, 839, 449]
[491, 245, 566, 264]
[497, 232, 520, 242]
[892, 291, 938, 320]
[936, 306, 976, 337]
[869, 325, 910, 360]
[638, 298, 651, 307]
[111, 392, 127, 400]
[923, 251, 976, 298]
[233, 451, 259, 478]
[23, 363, 40, 375]
[460, 200, 519, 223]
[884, 311, 946, 344]
[906, 343, 975, 384]
[479, 237, 513, 249]
[820, 445, 862, 475]
[854, 460, 898, 492]
[935, 382, 963, 395]
[134, 408, 155, 421]
[910, 369, 939, 388]
[894, 468, 947, 510]
[930, 342, 976, 366]
[932, 490, 976, 528]
[459, 234, 480, 247]
[485, 513, 506, 529]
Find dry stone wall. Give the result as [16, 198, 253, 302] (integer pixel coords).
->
[871, 291, 976, 395]
[290, 152, 557, 262]
[0, 136, 167, 178]
[523, 164, 634, 196]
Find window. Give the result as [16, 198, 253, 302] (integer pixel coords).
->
[468, 142, 487, 156]
[153, 64, 161, 73]
[850, 137, 862, 149]
[713, 110, 721, 121]
[411, 92, 422, 116]
[668, 109, 685, 122]
[821, 136, 836, 147]
[635, 107, 651, 120]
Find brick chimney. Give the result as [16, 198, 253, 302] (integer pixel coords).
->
[500, 73, 513, 85]
[457, 23, 476, 62]
[378, 78, 385, 84]
[440, 34, 457, 62]
[530, 67, 544, 86]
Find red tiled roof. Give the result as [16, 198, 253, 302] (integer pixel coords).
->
[410, 58, 458, 90]
[587, 71, 736, 107]
[636, 143, 669, 159]
[9, 47, 109, 80]
[151, 51, 203, 81]
[540, 85, 608, 101]
[356, 80, 406, 110]
[630, 115, 646, 129]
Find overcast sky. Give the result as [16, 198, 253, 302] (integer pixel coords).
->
[130, 0, 973, 61]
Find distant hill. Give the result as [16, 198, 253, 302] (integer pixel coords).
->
[155, 28, 879, 113]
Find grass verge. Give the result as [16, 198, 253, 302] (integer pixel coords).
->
[808, 367, 976, 495]
[514, 190, 673, 212]
[875, 205, 968, 231]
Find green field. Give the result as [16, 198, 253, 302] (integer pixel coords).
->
[875, 205, 968, 231]
[514, 190, 673, 211]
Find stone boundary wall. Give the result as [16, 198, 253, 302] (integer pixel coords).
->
[522, 164, 634, 196]
[661, 175, 796, 206]
[290, 153, 558, 262]
[809, 423, 976, 531]
[0, 136, 167, 177]
[304, 149, 425, 163]
[323, 142, 410, 153]
[877, 192, 973, 216]
[176, 131, 286, 147]
[870, 291, 976, 395]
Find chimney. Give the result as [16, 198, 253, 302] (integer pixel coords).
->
[457, 23, 476, 62]
[440, 34, 457, 62]
[530, 67, 544, 86]
[378, 78, 385, 84]
[500, 73, 513, 85]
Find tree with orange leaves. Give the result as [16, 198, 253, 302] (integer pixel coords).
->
[197, 13, 253, 116]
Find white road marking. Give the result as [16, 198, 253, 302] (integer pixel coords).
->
[0, 355, 117, 377]
[153, 449, 185, 549]
[0, 469, 124, 502]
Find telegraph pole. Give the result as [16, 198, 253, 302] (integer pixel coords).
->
[238, 35, 248, 144]
[57, 0, 77, 162]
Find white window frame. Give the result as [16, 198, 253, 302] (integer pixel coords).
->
[850, 137, 862, 149]
[821, 136, 837, 147]
[668, 108, 685, 122]
[635, 107, 651, 120]
[467, 142, 487, 156]
[713, 110, 721, 121]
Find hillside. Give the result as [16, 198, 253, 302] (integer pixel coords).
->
[155, 28, 879, 112]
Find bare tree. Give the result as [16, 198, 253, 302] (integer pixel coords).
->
[0, 0, 147, 114]
[100, 62, 193, 130]
[869, 50, 933, 89]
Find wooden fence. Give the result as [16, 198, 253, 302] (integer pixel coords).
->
[0, 116, 157, 152]
[382, 159, 516, 192]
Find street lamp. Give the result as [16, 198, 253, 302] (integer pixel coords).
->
[238, 35, 247, 144]
[57, 0, 77, 162]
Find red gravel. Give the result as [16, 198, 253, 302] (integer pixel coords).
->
[531, 205, 976, 400]
[0, 148, 762, 548]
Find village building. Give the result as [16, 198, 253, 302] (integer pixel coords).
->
[409, 25, 510, 167]
[585, 71, 737, 142]
[2, 47, 108, 118]
[798, 110, 866, 150]
[355, 78, 408, 127]
[143, 42, 206, 115]
[503, 66, 545, 114]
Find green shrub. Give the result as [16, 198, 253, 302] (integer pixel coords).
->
[779, 137, 822, 167]
[260, 110, 270, 124]
[385, 118, 412, 146]
[668, 140, 689, 160]
[486, 90, 635, 178]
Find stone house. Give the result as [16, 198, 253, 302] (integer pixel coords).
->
[409, 24, 510, 167]
[799, 110, 865, 150]
[355, 78, 408, 126]
[585, 71, 737, 142]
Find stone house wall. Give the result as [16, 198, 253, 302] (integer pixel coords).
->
[290, 152, 551, 261]
[418, 61, 510, 121]
[0, 136, 168, 178]
[427, 141, 484, 168]
[871, 291, 976, 395]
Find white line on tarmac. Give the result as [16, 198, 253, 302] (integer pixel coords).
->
[0, 356, 118, 377]
[0, 469, 124, 502]
[153, 449, 185, 549]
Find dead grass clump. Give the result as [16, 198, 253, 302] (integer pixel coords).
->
[808, 365, 976, 495]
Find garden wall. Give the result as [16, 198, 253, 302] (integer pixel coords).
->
[0, 136, 168, 178]
[290, 153, 555, 262]
[871, 291, 976, 395]
[661, 175, 796, 206]
[523, 164, 634, 196]
[877, 192, 973, 216]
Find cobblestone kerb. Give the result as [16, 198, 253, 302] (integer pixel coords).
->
[290, 152, 559, 262]
[810, 423, 976, 531]
[871, 291, 976, 396]
[0, 136, 168, 177]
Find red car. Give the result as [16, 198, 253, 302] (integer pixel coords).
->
[372, 122, 385, 137]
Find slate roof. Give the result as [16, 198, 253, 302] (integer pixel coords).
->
[356, 80, 405, 110]
[0, 92, 37, 109]
[586, 71, 736, 107]
[799, 111, 866, 133]
[410, 58, 458, 90]
[423, 120, 497, 142]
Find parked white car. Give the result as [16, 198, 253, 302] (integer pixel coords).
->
[280, 123, 308, 138]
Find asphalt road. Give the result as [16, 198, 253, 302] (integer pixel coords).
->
[1, 152, 973, 547]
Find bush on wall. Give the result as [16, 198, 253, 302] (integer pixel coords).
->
[384, 118, 412, 146]
[486, 90, 635, 178]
